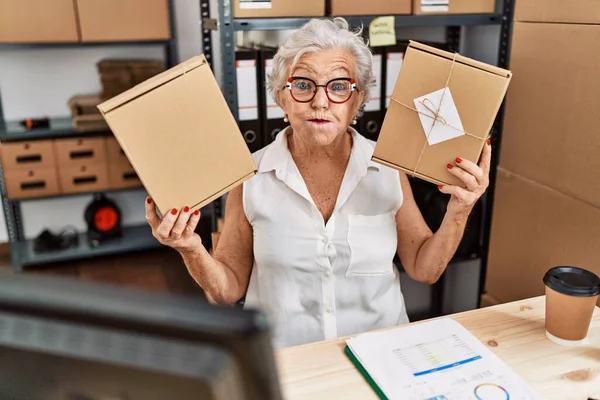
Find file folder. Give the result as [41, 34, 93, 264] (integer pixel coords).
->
[236, 48, 263, 153]
[259, 47, 289, 145]
[383, 42, 408, 109]
[360, 46, 384, 141]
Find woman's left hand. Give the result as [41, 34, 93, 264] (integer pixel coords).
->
[440, 139, 492, 217]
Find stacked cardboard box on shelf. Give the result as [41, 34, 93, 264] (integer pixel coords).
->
[97, 59, 165, 100]
[68, 94, 110, 132]
[485, 0, 600, 305]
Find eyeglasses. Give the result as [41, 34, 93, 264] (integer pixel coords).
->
[284, 76, 357, 104]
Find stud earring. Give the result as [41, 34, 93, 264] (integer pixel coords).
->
[283, 115, 289, 123]
[352, 118, 357, 125]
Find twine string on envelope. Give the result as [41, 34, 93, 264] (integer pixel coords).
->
[389, 52, 490, 178]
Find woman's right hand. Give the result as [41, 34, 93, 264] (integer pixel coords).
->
[145, 197, 203, 254]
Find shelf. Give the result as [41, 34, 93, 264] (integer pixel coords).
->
[15, 224, 163, 269]
[0, 117, 110, 141]
[0, 40, 171, 51]
[233, 13, 502, 31]
[6, 187, 148, 203]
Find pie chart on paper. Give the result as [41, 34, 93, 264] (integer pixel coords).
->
[474, 383, 510, 400]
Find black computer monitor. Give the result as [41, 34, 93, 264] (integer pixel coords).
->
[0, 271, 282, 400]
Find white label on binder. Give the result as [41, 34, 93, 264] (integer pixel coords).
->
[385, 52, 404, 108]
[420, 0, 449, 12]
[236, 60, 259, 121]
[364, 54, 382, 112]
[240, 0, 272, 9]
[265, 59, 285, 119]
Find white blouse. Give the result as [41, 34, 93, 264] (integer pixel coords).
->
[242, 127, 410, 349]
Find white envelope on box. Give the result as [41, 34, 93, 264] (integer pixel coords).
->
[413, 87, 465, 146]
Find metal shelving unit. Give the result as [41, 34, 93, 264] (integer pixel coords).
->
[216, 0, 505, 317]
[0, 0, 180, 272]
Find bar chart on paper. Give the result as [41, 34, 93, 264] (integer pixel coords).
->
[345, 318, 540, 400]
[393, 333, 482, 377]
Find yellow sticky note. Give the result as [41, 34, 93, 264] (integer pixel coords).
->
[369, 16, 396, 47]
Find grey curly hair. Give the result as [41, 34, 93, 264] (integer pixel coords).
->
[267, 17, 374, 117]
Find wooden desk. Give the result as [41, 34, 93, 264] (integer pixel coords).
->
[275, 296, 600, 400]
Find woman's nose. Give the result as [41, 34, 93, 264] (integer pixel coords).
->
[311, 86, 329, 109]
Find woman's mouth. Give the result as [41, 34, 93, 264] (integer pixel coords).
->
[309, 119, 330, 125]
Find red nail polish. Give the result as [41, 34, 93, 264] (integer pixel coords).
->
[487, 139, 491, 146]
[438, 185, 444, 190]
[146, 197, 152, 204]
[183, 206, 190, 213]
[171, 208, 178, 215]
[447, 163, 453, 169]
[455, 157, 462, 164]
[194, 210, 200, 216]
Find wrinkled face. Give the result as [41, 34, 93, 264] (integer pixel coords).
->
[278, 48, 364, 147]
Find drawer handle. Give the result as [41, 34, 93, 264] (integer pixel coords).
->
[21, 180, 46, 190]
[73, 176, 97, 185]
[16, 154, 42, 164]
[69, 150, 94, 159]
[122, 172, 138, 181]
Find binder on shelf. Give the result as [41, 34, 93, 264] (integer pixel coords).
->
[259, 47, 288, 145]
[360, 46, 384, 141]
[236, 48, 263, 153]
[383, 42, 408, 109]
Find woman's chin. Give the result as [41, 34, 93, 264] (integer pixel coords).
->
[297, 123, 345, 146]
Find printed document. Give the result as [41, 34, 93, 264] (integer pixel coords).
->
[346, 318, 540, 400]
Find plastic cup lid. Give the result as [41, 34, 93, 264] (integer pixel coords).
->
[543, 266, 600, 297]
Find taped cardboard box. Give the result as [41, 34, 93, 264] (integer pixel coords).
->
[412, 0, 495, 15]
[500, 22, 600, 209]
[373, 41, 511, 186]
[234, 0, 324, 18]
[485, 168, 600, 305]
[331, 0, 411, 16]
[514, 0, 600, 24]
[98, 54, 257, 216]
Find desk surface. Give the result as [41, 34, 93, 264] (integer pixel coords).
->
[275, 296, 600, 400]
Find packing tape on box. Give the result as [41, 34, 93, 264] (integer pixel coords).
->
[390, 53, 490, 178]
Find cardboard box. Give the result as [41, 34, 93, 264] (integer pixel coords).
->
[500, 22, 600, 209]
[514, 0, 600, 24]
[233, 0, 324, 18]
[373, 41, 511, 186]
[4, 168, 60, 200]
[54, 137, 107, 167]
[109, 163, 142, 190]
[0, 140, 56, 171]
[76, 0, 170, 42]
[58, 163, 109, 194]
[485, 168, 600, 304]
[412, 0, 495, 15]
[331, 0, 411, 16]
[97, 54, 257, 216]
[0, 0, 79, 43]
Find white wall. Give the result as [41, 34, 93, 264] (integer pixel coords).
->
[0, 0, 201, 241]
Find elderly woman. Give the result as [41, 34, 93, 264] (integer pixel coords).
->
[145, 18, 491, 349]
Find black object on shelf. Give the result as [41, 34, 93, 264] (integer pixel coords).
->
[19, 117, 50, 130]
[33, 226, 79, 254]
[84, 194, 123, 247]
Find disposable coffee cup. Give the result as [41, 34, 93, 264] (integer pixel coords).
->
[543, 266, 600, 346]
